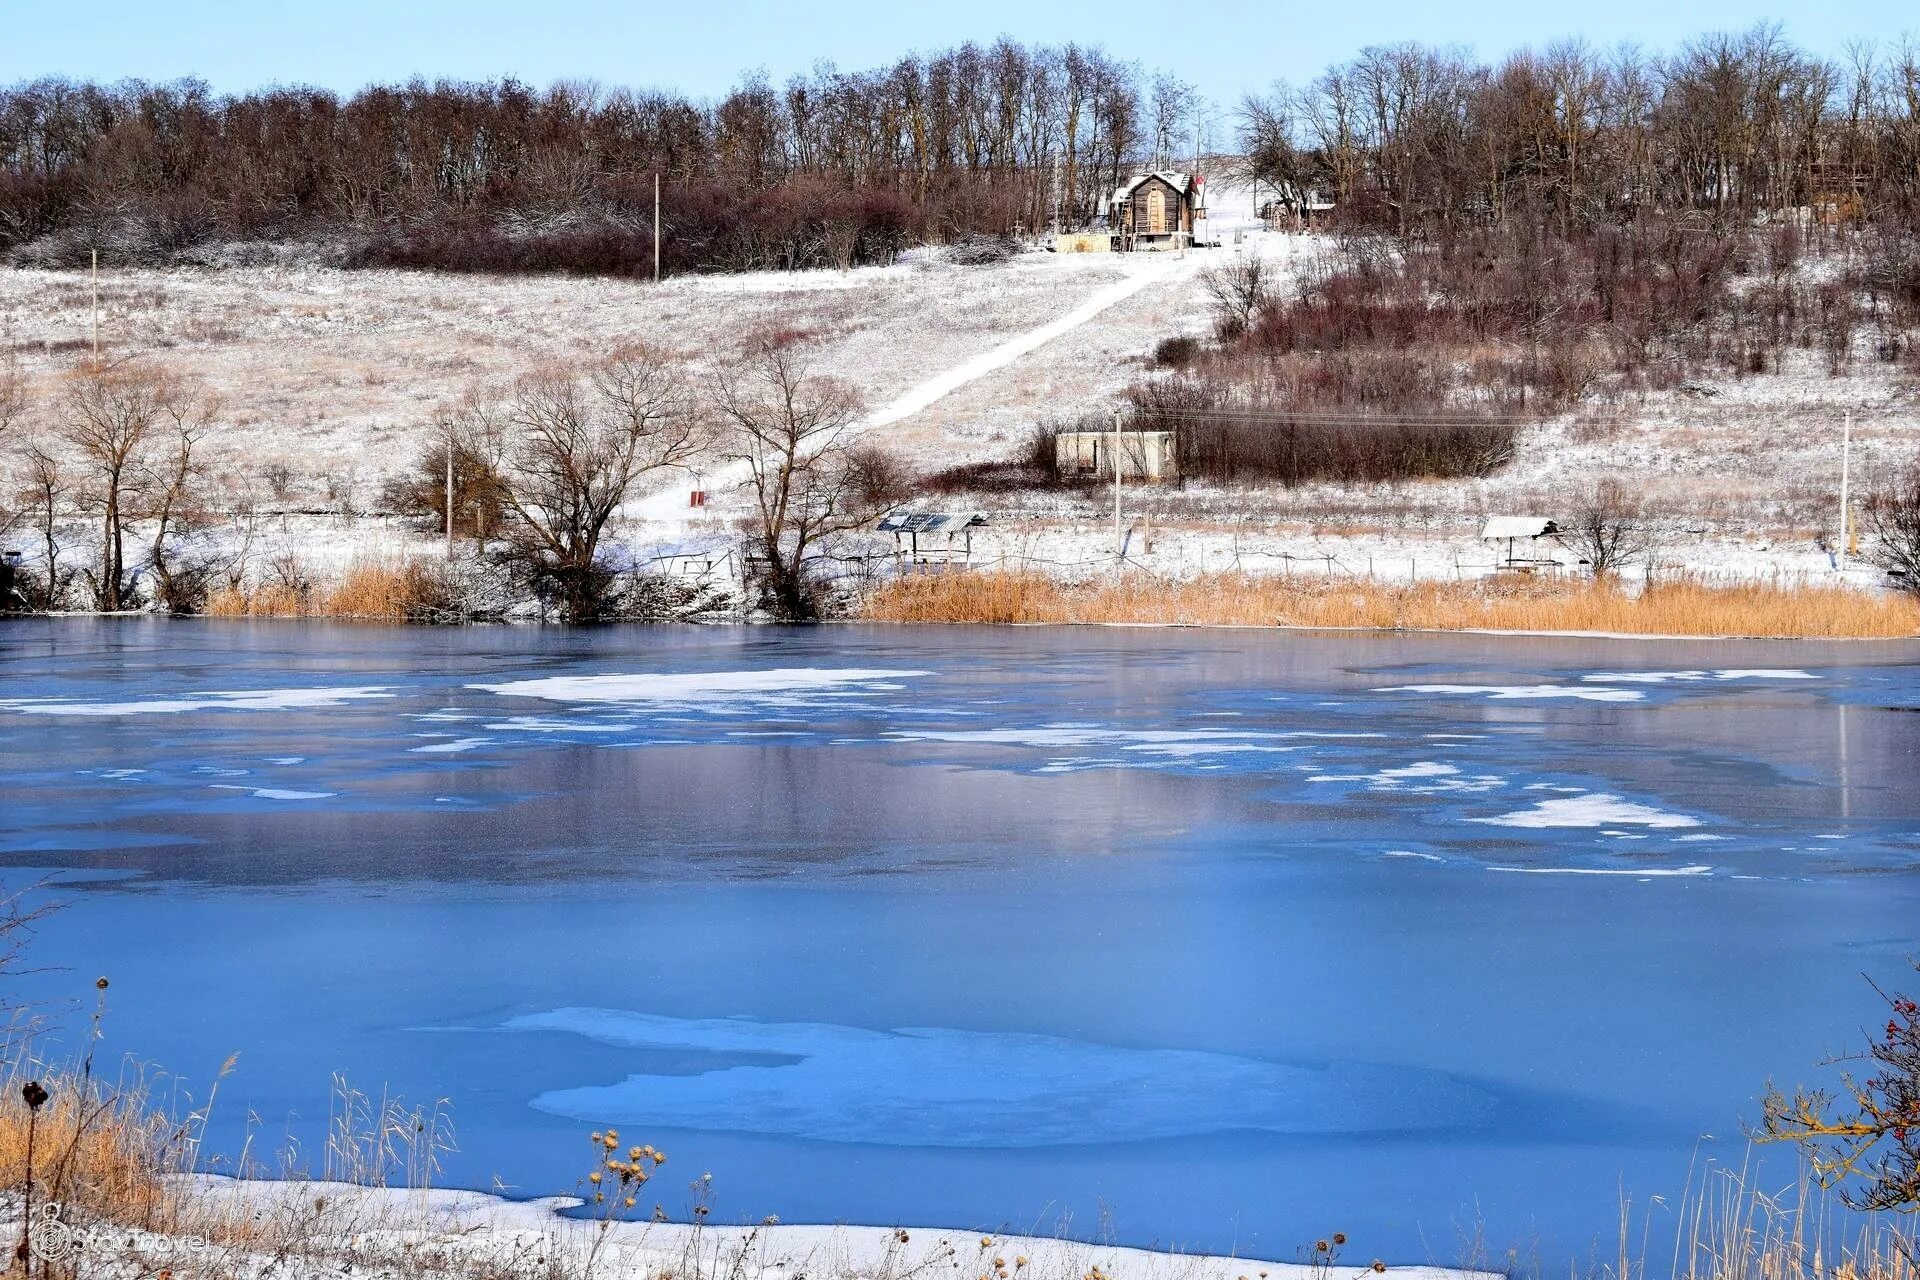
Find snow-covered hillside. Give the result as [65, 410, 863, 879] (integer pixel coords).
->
[2, 184, 1916, 592]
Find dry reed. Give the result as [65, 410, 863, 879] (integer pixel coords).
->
[862, 571, 1920, 639]
[206, 559, 452, 622]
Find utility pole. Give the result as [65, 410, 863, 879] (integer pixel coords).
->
[90, 249, 99, 358]
[1112, 409, 1124, 565]
[653, 173, 662, 283]
[1838, 410, 1852, 573]
[1835, 412, 1850, 571]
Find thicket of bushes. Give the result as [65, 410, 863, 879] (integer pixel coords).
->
[0, 41, 1151, 273]
[1094, 218, 1920, 489]
[10, 28, 1920, 275]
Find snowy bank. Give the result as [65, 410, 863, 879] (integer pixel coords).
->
[156, 1177, 1496, 1280]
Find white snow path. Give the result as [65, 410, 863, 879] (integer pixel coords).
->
[631, 254, 1201, 524]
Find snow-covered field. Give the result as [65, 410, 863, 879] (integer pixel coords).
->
[2, 176, 1916, 591]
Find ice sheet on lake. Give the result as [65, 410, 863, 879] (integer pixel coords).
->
[0, 686, 394, 717]
[1471, 793, 1700, 830]
[470, 669, 928, 706]
[1380, 684, 1644, 703]
[501, 1008, 1500, 1147]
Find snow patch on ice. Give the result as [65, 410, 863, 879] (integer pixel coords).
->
[1580, 669, 1817, 684]
[1489, 864, 1712, 877]
[1308, 761, 1508, 795]
[1471, 793, 1701, 830]
[0, 686, 394, 717]
[1380, 684, 1644, 703]
[208, 784, 337, 800]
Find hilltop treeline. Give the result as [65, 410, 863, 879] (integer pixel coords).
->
[4, 27, 1920, 277]
[0, 42, 1178, 274]
[1243, 26, 1920, 231]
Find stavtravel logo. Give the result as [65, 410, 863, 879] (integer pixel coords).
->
[25, 1202, 212, 1265]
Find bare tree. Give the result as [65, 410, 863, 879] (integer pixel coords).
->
[1559, 479, 1651, 577]
[61, 360, 210, 612]
[1865, 459, 1920, 593]
[467, 347, 701, 622]
[17, 443, 69, 610]
[1202, 255, 1272, 338]
[710, 338, 904, 620]
[142, 414, 213, 613]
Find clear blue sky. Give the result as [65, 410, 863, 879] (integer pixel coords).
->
[2, 0, 1912, 111]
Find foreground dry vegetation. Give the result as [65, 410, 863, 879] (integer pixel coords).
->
[863, 571, 1920, 638]
[3, 1044, 1919, 1280]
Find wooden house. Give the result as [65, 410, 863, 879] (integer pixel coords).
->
[1109, 172, 1204, 251]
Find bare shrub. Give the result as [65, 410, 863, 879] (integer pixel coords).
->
[1129, 375, 1515, 485]
[379, 432, 506, 547]
[918, 421, 1078, 495]
[1559, 479, 1651, 577]
[1150, 335, 1201, 369]
[1865, 460, 1920, 593]
[1202, 255, 1272, 338]
[943, 233, 1019, 266]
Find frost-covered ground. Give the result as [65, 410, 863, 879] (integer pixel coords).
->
[2, 174, 1916, 592]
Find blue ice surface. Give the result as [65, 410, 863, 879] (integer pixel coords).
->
[2, 616, 1918, 1266]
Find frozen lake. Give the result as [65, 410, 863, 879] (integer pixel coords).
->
[2, 620, 1918, 1266]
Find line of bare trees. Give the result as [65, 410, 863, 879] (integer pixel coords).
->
[6, 27, 1920, 277]
[1, 358, 215, 613]
[3, 343, 908, 622]
[1242, 26, 1920, 234]
[431, 339, 906, 620]
[0, 41, 1172, 273]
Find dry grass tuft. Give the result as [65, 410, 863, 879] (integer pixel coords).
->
[863, 571, 1920, 639]
[0, 1056, 187, 1234]
[206, 560, 453, 622]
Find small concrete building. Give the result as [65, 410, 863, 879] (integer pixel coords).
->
[1055, 430, 1179, 482]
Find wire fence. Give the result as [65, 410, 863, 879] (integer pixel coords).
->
[629, 530, 1894, 604]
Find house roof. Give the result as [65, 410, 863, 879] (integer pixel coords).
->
[1112, 171, 1194, 204]
[1480, 516, 1559, 540]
